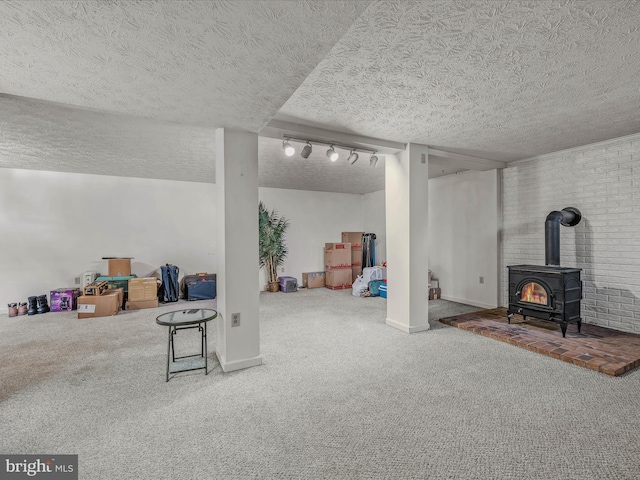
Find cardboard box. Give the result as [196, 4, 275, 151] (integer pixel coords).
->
[351, 265, 362, 283]
[351, 250, 362, 268]
[50, 288, 81, 312]
[429, 287, 442, 300]
[341, 232, 364, 250]
[325, 269, 352, 290]
[128, 277, 158, 301]
[324, 243, 352, 270]
[125, 298, 159, 310]
[302, 272, 325, 289]
[77, 288, 123, 318]
[106, 257, 132, 277]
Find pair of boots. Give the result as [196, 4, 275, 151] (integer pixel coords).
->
[7, 302, 28, 317]
[27, 295, 50, 315]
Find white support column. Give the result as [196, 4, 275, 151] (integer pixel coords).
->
[215, 128, 262, 372]
[385, 144, 430, 333]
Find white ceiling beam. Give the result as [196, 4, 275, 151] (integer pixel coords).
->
[260, 120, 406, 155]
[428, 148, 506, 170]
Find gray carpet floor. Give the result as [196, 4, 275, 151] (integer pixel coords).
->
[1, 289, 639, 479]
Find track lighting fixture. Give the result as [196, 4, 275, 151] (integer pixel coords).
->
[280, 135, 378, 166]
[300, 142, 312, 159]
[283, 139, 295, 157]
[326, 145, 339, 162]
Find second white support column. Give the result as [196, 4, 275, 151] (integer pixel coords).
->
[385, 144, 430, 333]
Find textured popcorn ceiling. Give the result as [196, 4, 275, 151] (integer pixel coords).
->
[278, 0, 640, 161]
[1, 0, 640, 192]
[0, 0, 367, 131]
[0, 95, 217, 183]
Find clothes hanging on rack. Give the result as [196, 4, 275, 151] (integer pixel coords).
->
[362, 233, 377, 268]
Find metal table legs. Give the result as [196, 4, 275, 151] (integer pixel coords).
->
[165, 322, 208, 382]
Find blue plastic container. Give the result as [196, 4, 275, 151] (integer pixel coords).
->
[379, 284, 387, 298]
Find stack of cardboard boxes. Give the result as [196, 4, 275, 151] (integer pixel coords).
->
[341, 232, 364, 282]
[324, 242, 352, 289]
[299, 232, 366, 291]
[77, 257, 133, 318]
[77, 258, 159, 318]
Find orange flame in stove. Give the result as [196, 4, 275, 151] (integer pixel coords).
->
[521, 282, 547, 305]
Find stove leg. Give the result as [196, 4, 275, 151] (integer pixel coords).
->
[560, 322, 567, 338]
[577, 320, 582, 333]
[507, 314, 513, 324]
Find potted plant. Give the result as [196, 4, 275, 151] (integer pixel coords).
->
[259, 202, 290, 292]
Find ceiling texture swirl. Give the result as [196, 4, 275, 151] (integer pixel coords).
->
[1, 0, 640, 193]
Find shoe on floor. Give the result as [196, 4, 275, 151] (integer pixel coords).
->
[8, 303, 18, 317]
[17, 302, 28, 316]
[27, 296, 38, 315]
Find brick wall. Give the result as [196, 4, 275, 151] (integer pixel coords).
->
[501, 133, 640, 333]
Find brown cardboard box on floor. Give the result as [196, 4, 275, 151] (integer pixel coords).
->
[324, 243, 351, 270]
[325, 268, 352, 290]
[302, 272, 325, 289]
[128, 277, 159, 301]
[126, 299, 159, 310]
[77, 288, 123, 318]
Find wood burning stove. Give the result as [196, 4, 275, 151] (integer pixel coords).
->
[507, 207, 583, 337]
[507, 265, 582, 337]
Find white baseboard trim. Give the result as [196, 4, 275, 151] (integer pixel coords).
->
[216, 353, 263, 373]
[386, 318, 430, 334]
[440, 295, 496, 310]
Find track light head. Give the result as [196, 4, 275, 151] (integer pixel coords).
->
[327, 146, 339, 162]
[347, 150, 359, 165]
[300, 142, 312, 159]
[369, 154, 379, 167]
[283, 139, 295, 157]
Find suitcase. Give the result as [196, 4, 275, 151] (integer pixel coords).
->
[184, 273, 217, 300]
[160, 264, 179, 302]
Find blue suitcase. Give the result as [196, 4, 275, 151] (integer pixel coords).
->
[184, 273, 217, 300]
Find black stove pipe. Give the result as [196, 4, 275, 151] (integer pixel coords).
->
[545, 207, 582, 266]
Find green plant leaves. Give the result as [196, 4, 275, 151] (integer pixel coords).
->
[258, 201, 290, 283]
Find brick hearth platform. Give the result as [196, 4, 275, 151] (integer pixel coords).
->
[440, 308, 640, 376]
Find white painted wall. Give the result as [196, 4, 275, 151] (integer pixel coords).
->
[0, 168, 370, 312]
[428, 169, 500, 309]
[362, 189, 386, 264]
[258, 188, 364, 289]
[0, 168, 217, 312]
